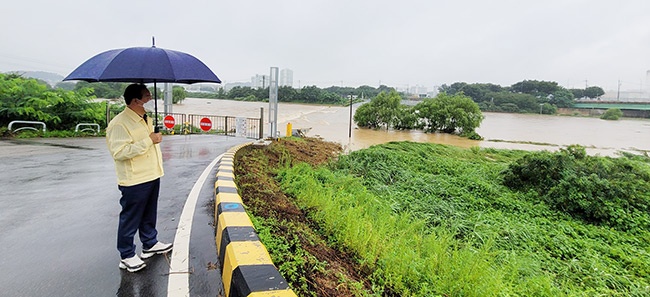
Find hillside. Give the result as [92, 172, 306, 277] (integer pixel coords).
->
[6, 70, 65, 86]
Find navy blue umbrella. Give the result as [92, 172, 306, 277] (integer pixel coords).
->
[64, 43, 220, 131]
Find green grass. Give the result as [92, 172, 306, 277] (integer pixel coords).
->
[277, 142, 650, 296]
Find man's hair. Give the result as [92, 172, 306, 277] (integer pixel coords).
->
[123, 84, 148, 105]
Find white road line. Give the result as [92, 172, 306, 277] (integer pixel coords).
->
[167, 154, 224, 297]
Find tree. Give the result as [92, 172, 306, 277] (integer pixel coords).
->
[438, 82, 467, 95]
[492, 92, 539, 113]
[549, 88, 575, 108]
[55, 81, 77, 91]
[298, 86, 322, 104]
[458, 84, 488, 102]
[227, 86, 255, 99]
[584, 86, 605, 99]
[0, 73, 106, 130]
[215, 87, 226, 99]
[278, 86, 298, 102]
[353, 90, 402, 129]
[1, 73, 63, 127]
[353, 102, 381, 129]
[172, 86, 186, 104]
[414, 93, 483, 135]
[393, 105, 419, 130]
[510, 80, 560, 97]
[569, 88, 585, 99]
[541, 103, 557, 115]
[74, 81, 128, 99]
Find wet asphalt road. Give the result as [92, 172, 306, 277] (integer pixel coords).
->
[0, 135, 250, 297]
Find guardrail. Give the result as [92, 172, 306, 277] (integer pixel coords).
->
[8, 121, 46, 133]
[75, 123, 100, 135]
[214, 143, 297, 297]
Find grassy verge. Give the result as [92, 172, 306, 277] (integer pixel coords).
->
[234, 138, 375, 296]
[276, 141, 650, 296]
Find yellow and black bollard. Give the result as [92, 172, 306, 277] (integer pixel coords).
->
[286, 122, 292, 137]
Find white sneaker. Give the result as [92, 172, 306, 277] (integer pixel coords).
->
[119, 255, 146, 272]
[141, 241, 173, 259]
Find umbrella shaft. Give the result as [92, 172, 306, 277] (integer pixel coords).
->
[154, 82, 159, 133]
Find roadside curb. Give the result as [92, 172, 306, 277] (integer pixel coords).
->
[214, 142, 297, 297]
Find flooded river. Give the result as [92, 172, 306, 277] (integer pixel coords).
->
[171, 98, 650, 156]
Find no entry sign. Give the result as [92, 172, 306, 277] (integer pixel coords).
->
[163, 115, 175, 129]
[200, 117, 212, 131]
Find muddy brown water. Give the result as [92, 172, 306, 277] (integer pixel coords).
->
[169, 98, 650, 156]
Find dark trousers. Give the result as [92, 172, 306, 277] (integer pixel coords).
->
[117, 178, 160, 259]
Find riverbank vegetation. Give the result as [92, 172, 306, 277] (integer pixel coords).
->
[441, 80, 604, 114]
[188, 84, 395, 105]
[601, 108, 624, 120]
[354, 90, 484, 139]
[235, 138, 649, 296]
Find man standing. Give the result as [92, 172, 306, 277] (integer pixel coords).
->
[106, 83, 173, 272]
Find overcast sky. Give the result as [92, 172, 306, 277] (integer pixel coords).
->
[2, 0, 650, 91]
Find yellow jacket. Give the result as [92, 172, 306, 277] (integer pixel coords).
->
[106, 107, 164, 186]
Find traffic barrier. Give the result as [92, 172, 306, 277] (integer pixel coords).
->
[215, 143, 297, 297]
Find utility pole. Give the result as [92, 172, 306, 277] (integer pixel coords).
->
[348, 94, 353, 138]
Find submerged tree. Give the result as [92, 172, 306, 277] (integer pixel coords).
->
[415, 93, 483, 138]
[354, 91, 483, 139]
[353, 90, 402, 129]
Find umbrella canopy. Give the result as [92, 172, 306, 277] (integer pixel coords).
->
[64, 46, 221, 84]
[64, 45, 220, 131]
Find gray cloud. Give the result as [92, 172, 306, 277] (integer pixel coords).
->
[2, 0, 649, 91]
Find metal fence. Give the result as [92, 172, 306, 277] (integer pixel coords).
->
[187, 114, 262, 139]
[107, 109, 263, 139]
[159, 113, 188, 134]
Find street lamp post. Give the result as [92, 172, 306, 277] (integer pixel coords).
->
[348, 94, 353, 138]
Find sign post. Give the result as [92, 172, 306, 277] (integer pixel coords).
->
[269, 67, 279, 138]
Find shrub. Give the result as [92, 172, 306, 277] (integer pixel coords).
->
[502, 145, 650, 232]
[601, 108, 623, 120]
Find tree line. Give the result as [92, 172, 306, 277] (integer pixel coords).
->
[58, 78, 607, 115]
[440, 80, 604, 114]
[188, 84, 396, 105]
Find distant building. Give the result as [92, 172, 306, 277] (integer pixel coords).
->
[183, 83, 219, 93]
[251, 74, 270, 88]
[280, 69, 293, 87]
[224, 82, 252, 92]
[408, 85, 428, 98]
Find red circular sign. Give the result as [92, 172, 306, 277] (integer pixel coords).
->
[199, 117, 212, 131]
[163, 115, 175, 129]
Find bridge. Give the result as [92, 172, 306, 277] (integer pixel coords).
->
[568, 101, 650, 118]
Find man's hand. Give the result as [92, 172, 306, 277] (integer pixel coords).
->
[149, 132, 162, 144]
